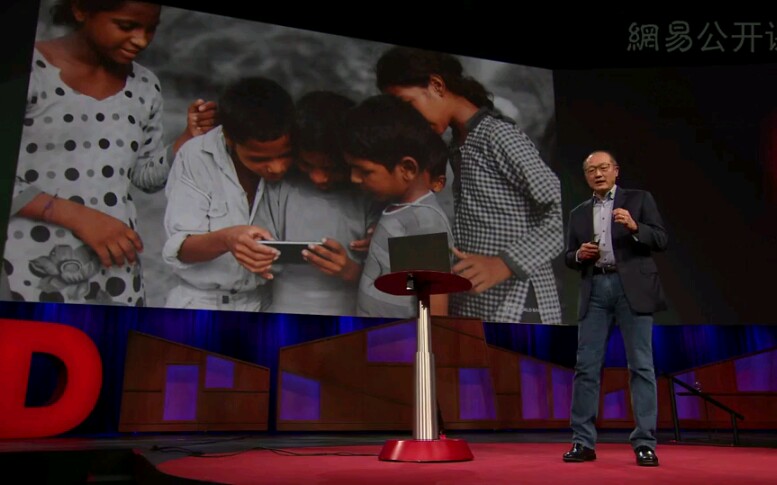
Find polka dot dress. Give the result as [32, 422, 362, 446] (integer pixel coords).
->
[3, 48, 171, 306]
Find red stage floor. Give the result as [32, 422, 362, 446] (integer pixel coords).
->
[2, 431, 775, 483]
[155, 441, 777, 485]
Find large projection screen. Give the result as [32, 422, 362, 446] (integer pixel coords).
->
[4, 4, 777, 326]
[0, 1, 561, 324]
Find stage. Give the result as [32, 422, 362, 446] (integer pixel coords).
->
[2, 430, 775, 484]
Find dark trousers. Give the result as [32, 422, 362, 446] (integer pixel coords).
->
[570, 272, 657, 450]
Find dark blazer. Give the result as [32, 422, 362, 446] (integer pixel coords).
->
[565, 187, 668, 319]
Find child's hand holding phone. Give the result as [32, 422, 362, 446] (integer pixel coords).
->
[302, 238, 362, 283]
[221, 225, 278, 277]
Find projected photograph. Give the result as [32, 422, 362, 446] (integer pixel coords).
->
[0, 0, 561, 324]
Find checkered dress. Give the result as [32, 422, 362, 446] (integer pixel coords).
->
[449, 109, 563, 324]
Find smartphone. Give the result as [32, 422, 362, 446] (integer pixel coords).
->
[257, 240, 323, 264]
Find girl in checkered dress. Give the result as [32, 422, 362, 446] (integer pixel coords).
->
[375, 46, 564, 324]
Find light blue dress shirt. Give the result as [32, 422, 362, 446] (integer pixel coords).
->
[593, 185, 617, 268]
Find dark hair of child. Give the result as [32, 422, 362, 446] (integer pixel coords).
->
[218, 77, 295, 144]
[340, 94, 447, 172]
[375, 46, 494, 110]
[427, 135, 449, 180]
[51, 0, 137, 27]
[295, 91, 355, 164]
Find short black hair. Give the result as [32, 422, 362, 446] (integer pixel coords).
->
[583, 149, 619, 169]
[341, 94, 447, 172]
[295, 91, 355, 163]
[218, 77, 295, 144]
[51, 0, 145, 27]
[427, 137, 449, 179]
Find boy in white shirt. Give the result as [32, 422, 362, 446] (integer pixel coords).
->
[162, 77, 294, 311]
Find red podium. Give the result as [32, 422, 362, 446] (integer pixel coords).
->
[374, 270, 474, 462]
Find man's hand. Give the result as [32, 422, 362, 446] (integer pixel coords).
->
[612, 208, 638, 232]
[577, 242, 600, 261]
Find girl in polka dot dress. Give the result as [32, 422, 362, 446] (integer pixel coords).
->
[3, 0, 215, 305]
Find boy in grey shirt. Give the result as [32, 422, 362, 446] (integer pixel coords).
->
[341, 95, 453, 318]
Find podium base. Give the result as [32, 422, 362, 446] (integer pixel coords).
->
[378, 438, 474, 462]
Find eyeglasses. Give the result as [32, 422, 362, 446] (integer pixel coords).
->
[584, 163, 613, 175]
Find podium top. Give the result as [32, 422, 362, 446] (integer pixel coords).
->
[374, 270, 471, 296]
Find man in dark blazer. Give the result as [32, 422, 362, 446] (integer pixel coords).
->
[562, 150, 668, 467]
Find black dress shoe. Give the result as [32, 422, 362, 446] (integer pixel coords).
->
[563, 443, 596, 462]
[635, 446, 659, 466]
